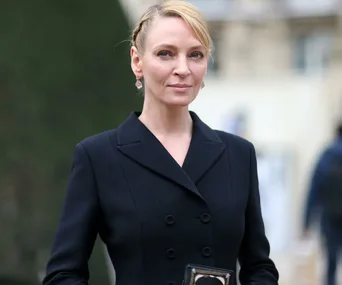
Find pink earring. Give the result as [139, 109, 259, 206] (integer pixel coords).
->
[201, 81, 205, 89]
[135, 76, 143, 89]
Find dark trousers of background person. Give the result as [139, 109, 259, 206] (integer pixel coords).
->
[324, 219, 342, 285]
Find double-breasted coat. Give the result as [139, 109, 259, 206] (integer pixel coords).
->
[43, 111, 279, 285]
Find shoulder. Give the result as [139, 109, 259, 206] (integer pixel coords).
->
[76, 129, 118, 156]
[321, 141, 342, 163]
[330, 140, 342, 155]
[214, 130, 257, 166]
[215, 130, 255, 153]
[214, 130, 257, 174]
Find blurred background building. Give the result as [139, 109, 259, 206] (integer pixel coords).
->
[2, 0, 342, 284]
[119, 0, 342, 284]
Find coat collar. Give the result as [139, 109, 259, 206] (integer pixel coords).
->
[116, 111, 226, 198]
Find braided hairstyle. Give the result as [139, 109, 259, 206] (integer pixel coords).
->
[130, 1, 212, 55]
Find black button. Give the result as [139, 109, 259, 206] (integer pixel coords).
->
[165, 215, 176, 225]
[166, 248, 176, 259]
[167, 282, 175, 285]
[201, 247, 212, 257]
[200, 213, 211, 223]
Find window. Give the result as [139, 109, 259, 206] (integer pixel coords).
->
[207, 23, 223, 76]
[207, 42, 220, 75]
[293, 31, 332, 75]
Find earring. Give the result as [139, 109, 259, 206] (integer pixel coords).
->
[201, 81, 205, 89]
[135, 76, 143, 89]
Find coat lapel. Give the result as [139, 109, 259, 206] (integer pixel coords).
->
[116, 112, 225, 198]
[182, 112, 226, 184]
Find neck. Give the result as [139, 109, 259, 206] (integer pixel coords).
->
[138, 97, 193, 136]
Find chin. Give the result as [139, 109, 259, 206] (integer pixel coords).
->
[164, 94, 197, 107]
[166, 98, 195, 108]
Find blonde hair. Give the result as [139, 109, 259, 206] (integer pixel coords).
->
[131, 0, 212, 55]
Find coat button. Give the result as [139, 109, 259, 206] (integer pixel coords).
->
[165, 215, 176, 225]
[166, 248, 176, 259]
[167, 282, 175, 285]
[201, 247, 212, 257]
[200, 213, 211, 223]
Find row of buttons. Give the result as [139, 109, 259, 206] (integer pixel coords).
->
[164, 213, 211, 225]
[164, 212, 212, 285]
[165, 246, 212, 259]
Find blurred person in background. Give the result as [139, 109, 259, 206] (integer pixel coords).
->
[303, 122, 342, 285]
[42, 1, 279, 285]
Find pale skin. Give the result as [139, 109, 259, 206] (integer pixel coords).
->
[130, 16, 209, 166]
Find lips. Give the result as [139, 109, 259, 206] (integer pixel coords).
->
[169, 84, 192, 88]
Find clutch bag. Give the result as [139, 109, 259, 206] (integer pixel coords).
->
[183, 264, 233, 285]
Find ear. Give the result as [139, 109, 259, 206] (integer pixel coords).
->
[130, 46, 143, 78]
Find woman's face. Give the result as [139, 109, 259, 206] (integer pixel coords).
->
[131, 16, 208, 107]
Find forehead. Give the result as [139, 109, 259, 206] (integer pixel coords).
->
[145, 16, 203, 49]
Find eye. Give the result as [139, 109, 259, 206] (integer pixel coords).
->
[157, 50, 172, 58]
[190, 51, 204, 59]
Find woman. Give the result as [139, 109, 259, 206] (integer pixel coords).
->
[43, 1, 279, 285]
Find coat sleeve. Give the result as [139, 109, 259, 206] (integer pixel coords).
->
[42, 143, 100, 285]
[238, 144, 279, 285]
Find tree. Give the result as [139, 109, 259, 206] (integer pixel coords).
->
[0, 0, 141, 283]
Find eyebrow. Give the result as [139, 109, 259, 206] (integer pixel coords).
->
[153, 44, 205, 50]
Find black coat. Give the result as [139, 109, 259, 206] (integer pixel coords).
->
[43, 111, 279, 285]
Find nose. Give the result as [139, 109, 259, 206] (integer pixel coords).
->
[173, 56, 190, 77]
